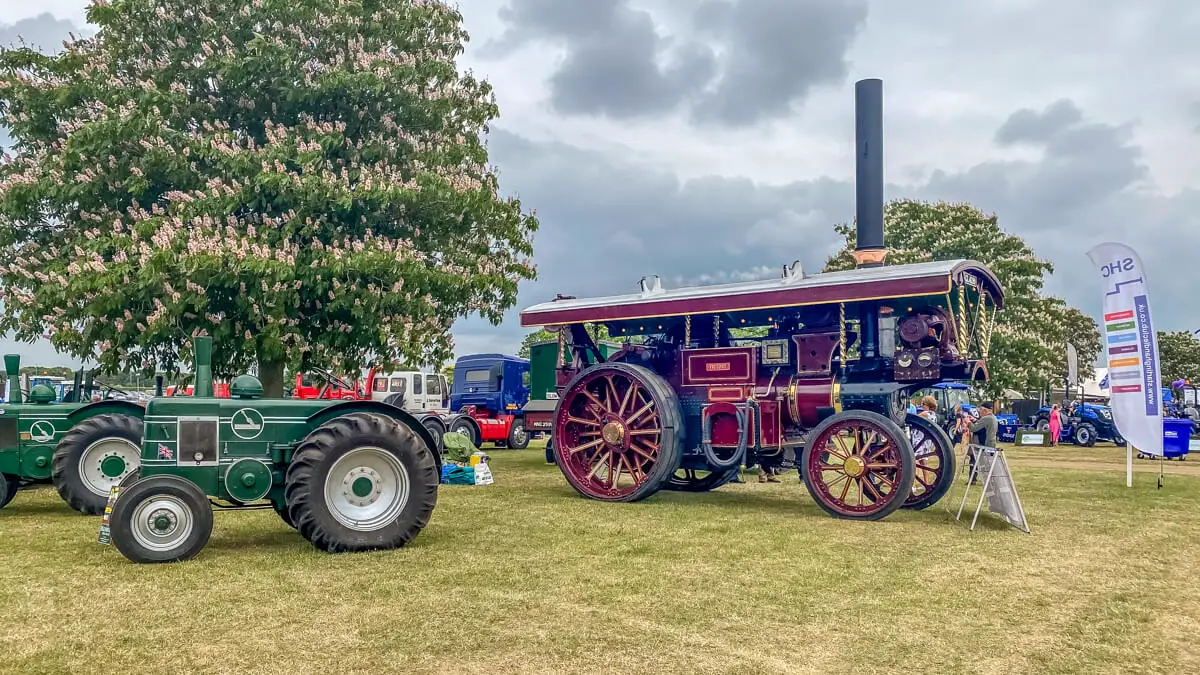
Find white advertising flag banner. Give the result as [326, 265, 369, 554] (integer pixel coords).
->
[1066, 343, 1079, 385]
[1086, 243, 1164, 456]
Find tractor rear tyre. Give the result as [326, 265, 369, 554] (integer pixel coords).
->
[52, 413, 144, 516]
[109, 475, 213, 564]
[448, 417, 481, 449]
[284, 413, 439, 554]
[801, 410, 915, 521]
[507, 419, 530, 450]
[663, 467, 740, 492]
[274, 502, 295, 529]
[903, 413, 957, 510]
[1074, 422, 1098, 447]
[0, 473, 19, 510]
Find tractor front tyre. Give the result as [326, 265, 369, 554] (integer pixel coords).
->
[0, 473, 19, 510]
[284, 413, 439, 554]
[545, 437, 556, 464]
[507, 419, 530, 450]
[52, 413, 144, 516]
[1074, 422, 1098, 447]
[1035, 417, 1050, 433]
[109, 475, 213, 564]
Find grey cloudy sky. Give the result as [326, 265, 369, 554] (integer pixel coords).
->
[3, 1, 1199, 368]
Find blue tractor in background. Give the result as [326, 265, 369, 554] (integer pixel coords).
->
[1033, 401, 1123, 447]
[919, 382, 1019, 444]
[447, 354, 532, 449]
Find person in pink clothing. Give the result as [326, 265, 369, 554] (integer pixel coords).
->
[1048, 403, 1062, 446]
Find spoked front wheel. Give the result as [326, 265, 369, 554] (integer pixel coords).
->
[801, 410, 915, 521]
[903, 413, 957, 510]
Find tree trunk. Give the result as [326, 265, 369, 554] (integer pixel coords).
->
[258, 356, 286, 398]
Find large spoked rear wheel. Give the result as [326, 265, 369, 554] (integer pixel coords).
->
[285, 413, 439, 554]
[109, 475, 213, 564]
[663, 467, 741, 492]
[801, 410, 915, 521]
[903, 413, 957, 510]
[52, 413, 144, 515]
[553, 363, 682, 502]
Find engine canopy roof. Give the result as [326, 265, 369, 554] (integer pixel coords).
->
[520, 259, 1004, 331]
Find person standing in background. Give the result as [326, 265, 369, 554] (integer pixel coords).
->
[1048, 403, 1062, 446]
[919, 395, 938, 424]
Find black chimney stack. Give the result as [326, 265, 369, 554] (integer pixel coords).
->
[853, 78, 886, 268]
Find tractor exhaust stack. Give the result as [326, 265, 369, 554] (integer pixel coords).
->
[853, 78, 886, 268]
[194, 336, 213, 398]
[4, 354, 20, 404]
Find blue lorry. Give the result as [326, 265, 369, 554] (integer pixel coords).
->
[448, 353, 532, 449]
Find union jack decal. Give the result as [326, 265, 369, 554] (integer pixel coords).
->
[157, 444, 173, 460]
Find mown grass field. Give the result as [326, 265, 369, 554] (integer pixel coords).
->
[2, 440, 1199, 674]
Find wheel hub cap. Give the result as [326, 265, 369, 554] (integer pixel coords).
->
[343, 467, 383, 507]
[601, 421, 626, 446]
[149, 510, 178, 536]
[100, 455, 127, 478]
[79, 438, 140, 497]
[843, 455, 866, 478]
[324, 446, 411, 532]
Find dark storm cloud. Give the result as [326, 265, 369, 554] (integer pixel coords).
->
[488, 0, 715, 118]
[689, 0, 868, 126]
[0, 12, 78, 52]
[457, 95, 1199, 352]
[917, 100, 1195, 332]
[994, 99, 1084, 146]
[451, 126, 856, 350]
[487, 0, 867, 126]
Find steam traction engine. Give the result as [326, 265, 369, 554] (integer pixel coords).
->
[518, 79, 1006, 521]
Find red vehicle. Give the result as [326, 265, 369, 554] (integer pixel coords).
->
[291, 368, 366, 401]
[164, 382, 231, 397]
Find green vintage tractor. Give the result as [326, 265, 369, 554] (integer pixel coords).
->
[0, 355, 146, 515]
[104, 337, 441, 564]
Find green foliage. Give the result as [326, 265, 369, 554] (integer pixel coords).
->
[824, 199, 1099, 397]
[1158, 331, 1200, 385]
[0, 0, 537, 393]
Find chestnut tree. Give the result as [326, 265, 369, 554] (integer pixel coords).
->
[0, 0, 537, 393]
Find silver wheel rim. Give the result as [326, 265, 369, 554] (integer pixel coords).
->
[323, 446, 410, 531]
[130, 495, 194, 552]
[79, 438, 141, 497]
[452, 425, 472, 442]
[512, 426, 527, 446]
